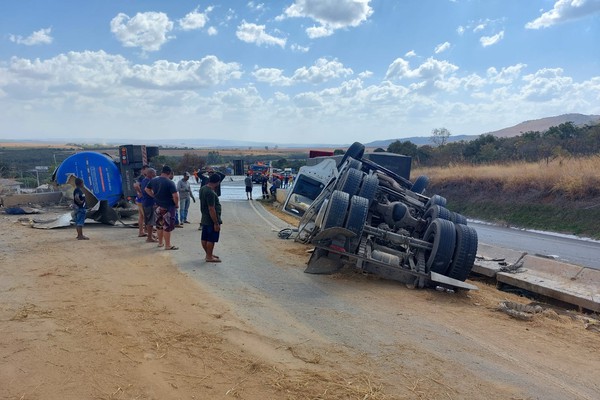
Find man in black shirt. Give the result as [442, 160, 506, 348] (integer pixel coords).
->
[145, 165, 179, 250]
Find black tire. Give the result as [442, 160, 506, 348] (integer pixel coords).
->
[347, 157, 363, 171]
[423, 204, 452, 222]
[411, 175, 429, 194]
[423, 218, 456, 274]
[447, 224, 478, 281]
[358, 174, 378, 203]
[337, 168, 363, 196]
[340, 142, 365, 165]
[323, 190, 350, 229]
[451, 211, 468, 226]
[425, 194, 447, 209]
[345, 195, 369, 238]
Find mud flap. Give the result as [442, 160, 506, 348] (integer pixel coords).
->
[305, 227, 356, 274]
[304, 249, 344, 274]
[429, 271, 479, 290]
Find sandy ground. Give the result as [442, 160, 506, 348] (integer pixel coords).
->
[1, 203, 599, 400]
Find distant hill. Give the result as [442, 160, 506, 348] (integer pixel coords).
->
[483, 113, 600, 138]
[364, 134, 477, 148]
[364, 113, 600, 148]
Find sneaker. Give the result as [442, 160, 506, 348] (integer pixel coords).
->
[175, 224, 184, 228]
[184, 220, 190, 224]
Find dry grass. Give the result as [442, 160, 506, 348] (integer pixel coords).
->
[414, 156, 600, 199]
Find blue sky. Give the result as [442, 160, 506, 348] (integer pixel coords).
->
[1, 0, 599, 145]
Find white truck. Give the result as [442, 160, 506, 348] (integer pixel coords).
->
[283, 142, 478, 291]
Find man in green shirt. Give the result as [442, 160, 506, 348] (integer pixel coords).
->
[199, 173, 222, 262]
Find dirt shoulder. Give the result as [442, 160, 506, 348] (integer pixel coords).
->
[1, 206, 599, 399]
[0, 211, 392, 399]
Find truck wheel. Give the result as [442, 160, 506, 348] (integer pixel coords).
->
[447, 224, 478, 281]
[425, 194, 447, 209]
[423, 218, 456, 274]
[347, 157, 363, 171]
[424, 204, 452, 222]
[451, 211, 468, 226]
[358, 174, 378, 203]
[323, 190, 350, 229]
[337, 168, 363, 196]
[341, 142, 365, 165]
[345, 195, 369, 238]
[411, 175, 429, 194]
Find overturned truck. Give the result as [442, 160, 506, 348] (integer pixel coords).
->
[286, 142, 478, 291]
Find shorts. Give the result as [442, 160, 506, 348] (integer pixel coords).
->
[143, 205, 156, 226]
[155, 206, 176, 232]
[75, 208, 86, 227]
[245, 186, 252, 193]
[201, 224, 220, 243]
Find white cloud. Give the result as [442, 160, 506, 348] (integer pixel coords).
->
[404, 50, 417, 58]
[473, 23, 486, 32]
[521, 68, 573, 101]
[434, 42, 451, 54]
[9, 27, 53, 46]
[292, 58, 353, 84]
[456, 25, 465, 35]
[207, 27, 218, 36]
[282, 0, 373, 38]
[253, 58, 353, 86]
[179, 7, 212, 31]
[480, 31, 504, 47]
[291, 43, 310, 52]
[110, 12, 174, 52]
[358, 71, 373, 79]
[215, 86, 263, 108]
[385, 57, 459, 81]
[486, 63, 527, 84]
[526, 0, 600, 29]
[236, 21, 286, 48]
[253, 68, 293, 86]
[247, 1, 266, 12]
[2, 51, 241, 96]
[306, 25, 333, 38]
[126, 57, 243, 89]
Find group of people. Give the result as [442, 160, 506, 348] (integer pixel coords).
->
[73, 165, 224, 263]
[245, 173, 293, 200]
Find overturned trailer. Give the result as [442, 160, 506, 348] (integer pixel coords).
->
[47, 145, 159, 226]
[286, 142, 478, 291]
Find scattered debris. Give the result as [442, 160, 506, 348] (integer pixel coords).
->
[498, 300, 543, 321]
[499, 252, 527, 273]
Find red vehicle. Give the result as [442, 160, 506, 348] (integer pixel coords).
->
[248, 163, 269, 183]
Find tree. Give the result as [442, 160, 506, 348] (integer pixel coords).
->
[177, 153, 205, 174]
[373, 147, 386, 152]
[206, 151, 222, 165]
[333, 149, 345, 155]
[273, 158, 288, 169]
[431, 127, 451, 146]
[387, 140, 418, 157]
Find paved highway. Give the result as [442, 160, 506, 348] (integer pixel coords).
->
[469, 221, 600, 270]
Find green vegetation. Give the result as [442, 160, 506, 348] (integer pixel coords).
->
[388, 121, 600, 167]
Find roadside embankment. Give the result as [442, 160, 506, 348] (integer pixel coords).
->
[428, 180, 600, 239]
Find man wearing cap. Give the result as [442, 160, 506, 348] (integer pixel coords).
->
[145, 165, 179, 250]
[177, 171, 195, 225]
[199, 173, 223, 262]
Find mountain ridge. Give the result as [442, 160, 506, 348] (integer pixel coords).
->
[363, 113, 600, 148]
